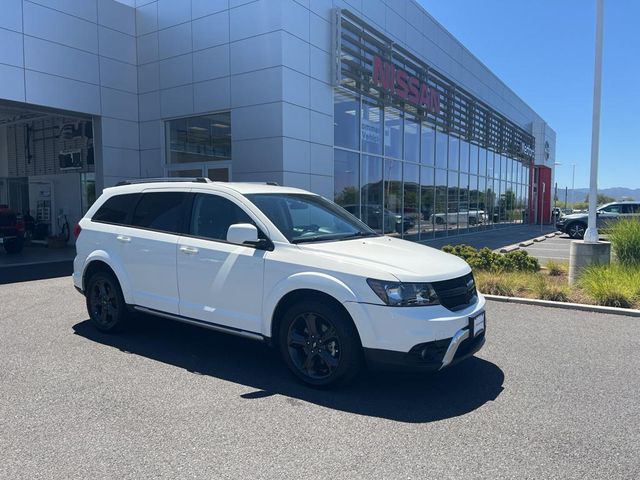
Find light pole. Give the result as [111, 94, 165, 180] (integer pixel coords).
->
[568, 0, 610, 284]
[584, 0, 604, 243]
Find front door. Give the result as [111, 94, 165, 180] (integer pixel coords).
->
[177, 192, 265, 334]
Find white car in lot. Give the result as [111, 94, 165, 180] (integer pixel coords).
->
[73, 179, 486, 387]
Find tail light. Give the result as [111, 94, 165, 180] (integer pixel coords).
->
[73, 223, 82, 239]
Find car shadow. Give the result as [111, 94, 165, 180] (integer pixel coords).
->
[72, 314, 504, 423]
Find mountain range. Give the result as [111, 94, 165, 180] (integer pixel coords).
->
[559, 187, 640, 202]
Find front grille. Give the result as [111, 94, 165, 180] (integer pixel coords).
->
[431, 272, 477, 311]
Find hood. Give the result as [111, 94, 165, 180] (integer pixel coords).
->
[560, 212, 588, 220]
[299, 236, 471, 283]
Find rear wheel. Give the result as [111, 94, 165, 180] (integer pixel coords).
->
[567, 222, 586, 239]
[86, 271, 129, 333]
[278, 300, 362, 388]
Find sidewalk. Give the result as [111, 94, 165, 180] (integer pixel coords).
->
[421, 224, 557, 251]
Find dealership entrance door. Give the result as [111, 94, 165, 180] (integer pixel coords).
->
[167, 161, 231, 182]
[0, 100, 97, 248]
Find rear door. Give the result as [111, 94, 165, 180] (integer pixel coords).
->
[597, 204, 621, 229]
[117, 190, 189, 314]
[177, 192, 266, 334]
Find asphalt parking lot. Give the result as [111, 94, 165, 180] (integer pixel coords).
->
[520, 233, 573, 265]
[2, 277, 639, 479]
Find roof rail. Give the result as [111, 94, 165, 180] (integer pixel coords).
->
[115, 177, 212, 186]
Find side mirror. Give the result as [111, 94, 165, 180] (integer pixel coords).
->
[227, 223, 258, 245]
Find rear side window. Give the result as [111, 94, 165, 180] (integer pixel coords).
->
[92, 194, 139, 224]
[621, 204, 640, 214]
[131, 192, 187, 233]
[190, 194, 254, 241]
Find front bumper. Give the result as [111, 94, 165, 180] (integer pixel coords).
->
[343, 294, 486, 371]
[364, 327, 485, 372]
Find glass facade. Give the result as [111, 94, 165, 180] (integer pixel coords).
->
[333, 87, 530, 240]
[165, 112, 232, 180]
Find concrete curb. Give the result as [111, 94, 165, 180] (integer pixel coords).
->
[533, 236, 546, 242]
[544, 233, 556, 238]
[499, 245, 520, 253]
[519, 240, 534, 247]
[484, 294, 640, 317]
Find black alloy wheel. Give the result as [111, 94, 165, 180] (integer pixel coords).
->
[279, 300, 362, 387]
[86, 271, 128, 332]
[287, 312, 341, 380]
[568, 222, 586, 239]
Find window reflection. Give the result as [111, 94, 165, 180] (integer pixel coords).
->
[361, 99, 382, 154]
[420, 166, 434, 240]
[448, 135, 459, 171]
[383, 158, 403, 235]
[360, 155, 383, 232]
[333, 149, 359, 208]
[435, 130, 447, 169]
[434, 169, 447, 237]
[384, 107, 402, 158]
[403, 162, 419, 240]
[334, 90, 359, 149]
[404, 115, 419, 162]
[167, 112, 231, 164]
[421, 124, 435, 166]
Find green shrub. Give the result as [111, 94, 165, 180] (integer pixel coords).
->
[443, 244, 539, 273]
[502, 250, 540, 272]
[578, 264, 637, 308]
[545, 260, 567, 276]
[609, 219, 640, 267]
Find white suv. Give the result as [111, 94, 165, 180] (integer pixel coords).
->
[73, 179, 486, 387]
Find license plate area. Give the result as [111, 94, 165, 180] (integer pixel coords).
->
[470, 312, 485, 337]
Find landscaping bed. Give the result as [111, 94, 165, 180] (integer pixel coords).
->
[443, 219, 640, 309]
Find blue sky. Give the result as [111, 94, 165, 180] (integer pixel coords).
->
[418, 0, 639, 190]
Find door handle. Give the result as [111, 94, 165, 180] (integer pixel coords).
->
[179, 246, 199, 254]
[116, 235, 131, 243]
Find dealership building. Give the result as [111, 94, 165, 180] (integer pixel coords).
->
[0, 0, 555, 245]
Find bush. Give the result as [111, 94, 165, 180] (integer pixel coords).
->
[609, 219, 640, 267]
[545, 260, 567, 276]
[502, 250, 540, 273]
[578, 264, 637, 308]
[442, 244, 539, 273]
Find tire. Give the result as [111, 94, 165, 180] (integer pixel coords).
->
[567, 222, 586, 239]
[278, 299, 363, 388]
[85, 270, 129, 333]
[3, 238, 23, 254]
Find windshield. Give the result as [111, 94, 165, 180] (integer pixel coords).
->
[246, 193, 378, 244]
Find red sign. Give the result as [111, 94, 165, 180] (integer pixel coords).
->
[372, 56, 441, 115]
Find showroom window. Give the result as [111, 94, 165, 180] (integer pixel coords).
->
[334, 90, 359, 150]
[165, 112, 232, 180]
[332, 85, 530, 240]
[166, 112, 231, 164]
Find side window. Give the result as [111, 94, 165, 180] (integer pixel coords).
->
[92, 193, 139, 224]
[602, 204, 621, 214]
[131, 192, 187, 233]
[190, 194, 255, 241]
[621, 204, 640, 214]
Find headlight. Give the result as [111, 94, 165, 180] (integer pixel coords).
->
[366, 279, 440, 307]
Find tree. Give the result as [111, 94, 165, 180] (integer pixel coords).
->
[584, 193, 615, 205]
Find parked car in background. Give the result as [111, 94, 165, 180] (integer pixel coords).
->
[431, 208, 487, 226]
[556, 201, 640, 239]
[0, 205, 25, 254]
[342, 204, 413, 234]
[73, 180, 486, 387]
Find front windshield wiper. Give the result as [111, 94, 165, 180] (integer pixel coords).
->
[336, 232, 380, 241]
[291, 232, 378, 244]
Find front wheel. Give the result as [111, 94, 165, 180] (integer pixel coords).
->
[278, 300, 362, 388]
[86, 271, 129, 333]
[567, 222, 586, 239]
